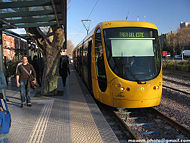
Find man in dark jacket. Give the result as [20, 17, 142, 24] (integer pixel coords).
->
[16, 56, 36, 108]
[59, 50, 70, 87]
[32, 55, 42, 86]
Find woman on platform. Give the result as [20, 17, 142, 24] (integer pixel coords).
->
[0, 69, 9, 143]
[0, 70, 7, 99]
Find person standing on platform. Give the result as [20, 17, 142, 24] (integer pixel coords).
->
[32, 55, 41, 86]
[0, 70, 9, 143]
[59, 50, 70, 87]
[16, 56, 36, 108]
[2, 63, 9, 102]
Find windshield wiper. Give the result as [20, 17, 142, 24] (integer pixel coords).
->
[137, 81, 146, 84]
[129, 70, 146, 84]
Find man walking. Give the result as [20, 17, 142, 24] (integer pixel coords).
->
[16, 56, 36, 108]
[59, 50, 70, 87]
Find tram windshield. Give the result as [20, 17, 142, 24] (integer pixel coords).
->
[103, 27, 161, 81]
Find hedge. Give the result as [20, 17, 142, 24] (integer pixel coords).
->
[163, 60, 190, 72]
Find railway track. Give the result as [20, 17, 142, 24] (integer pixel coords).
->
[163, 84, 190, 95]
[163, 77, 190, 88]
[113, 108, 190, 141]
[163, 78, 190, 95]
[163, 70, 190, 81]
[96, 101, 134, 142]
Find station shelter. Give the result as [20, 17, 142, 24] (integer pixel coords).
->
[0, 0, 67, 71]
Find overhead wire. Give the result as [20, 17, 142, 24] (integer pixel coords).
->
[79, 0, 100, 35]
[87, 0, 100, 19]
[74, 0, 100, 45]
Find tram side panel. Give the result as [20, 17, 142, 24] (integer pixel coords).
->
[79, 40, 93, 92]
[87, 40, 93, 92]
[91, 27, 114, 105]
[76, 48, 80, 72]
[82, 42, 90, 89]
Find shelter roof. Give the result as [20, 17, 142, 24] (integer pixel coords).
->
[0, 0, 66, 31]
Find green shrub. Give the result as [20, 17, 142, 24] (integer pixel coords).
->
[162, 60, 190, 72]
[188, 59, 190, 64]
[181, 64, 190, 72]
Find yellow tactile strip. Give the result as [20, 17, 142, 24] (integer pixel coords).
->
[69, 72, 103, 143]
[69, 67, 119, 143]
[26, 100, 54, 143]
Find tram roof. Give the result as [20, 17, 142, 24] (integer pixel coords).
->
[0, 0, 66, 31]
[75, 21, 158, 48]
[99, 21, 158, 30]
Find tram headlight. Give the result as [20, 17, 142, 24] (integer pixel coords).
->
[121, 87, 124, 91]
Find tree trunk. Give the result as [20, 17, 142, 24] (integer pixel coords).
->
[41, 47, 60, 95]
[26, 26, 65, 95]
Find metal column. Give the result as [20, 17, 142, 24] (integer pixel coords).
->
[63, 0, 67, 50]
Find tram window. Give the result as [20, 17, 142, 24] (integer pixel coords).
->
[103, 27, 161, 81]
[95, 28, 107, 92]
[110, 38, 155, 57]
[83, 45, 88, 66]
[95, 29, 101, 45]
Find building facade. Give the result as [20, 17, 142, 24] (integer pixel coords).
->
[2, 34, 15, 60]
[180, 22, 190, 28]
[2, 33, 28, 61]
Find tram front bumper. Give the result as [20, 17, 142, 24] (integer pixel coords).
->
[113, 97, 161, 108]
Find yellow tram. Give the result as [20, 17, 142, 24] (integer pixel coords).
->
[73, 21, 162, 108]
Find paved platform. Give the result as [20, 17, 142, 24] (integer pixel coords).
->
[5, 65, 119, 143]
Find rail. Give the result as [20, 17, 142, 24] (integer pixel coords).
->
[113, 108, 190, 140]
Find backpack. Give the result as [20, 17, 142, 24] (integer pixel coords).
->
[0, 99, 11, 134]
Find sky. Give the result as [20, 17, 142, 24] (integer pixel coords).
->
[67, 0, 190, 46]
[10, 0, 190, 47]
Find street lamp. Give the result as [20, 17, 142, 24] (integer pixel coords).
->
[81, 19, 92, 35]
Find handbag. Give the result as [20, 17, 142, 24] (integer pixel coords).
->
[21, 65, 39, 89]
[28, 75, 39, 89]
[0, 99, 11, 134]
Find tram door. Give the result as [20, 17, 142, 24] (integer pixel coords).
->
[95, 28, 107, 92]
[88, 41, 92, 92]
[79, 46, 83, 75]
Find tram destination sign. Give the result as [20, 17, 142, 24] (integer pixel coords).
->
[120, 32, 144, 38]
